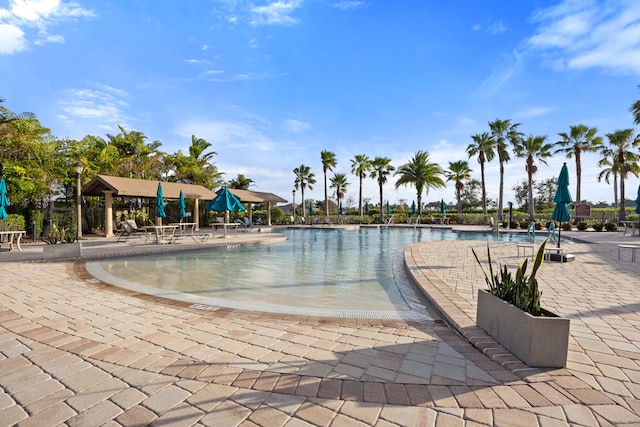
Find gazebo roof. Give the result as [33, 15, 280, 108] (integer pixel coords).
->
[227, 188, 287, 204]
[82, 175, 217, 200]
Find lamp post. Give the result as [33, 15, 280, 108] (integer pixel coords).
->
[292, 190, 296, 221]
[72, 162, 84, 240]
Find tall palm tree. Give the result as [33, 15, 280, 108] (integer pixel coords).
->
[445, 160, 473, 223]
[293, 164, 316, 218]
[630, 85, 640, 125]
[227, 173, 254, 190]
[320, 150, 337, 217]
[513, 135, 553, 221]
[603, 129, 640, 222]
[370, 157, 395, 224]
[330, 173, 349, 216]
[555, 125, 602, 203]
[394, 151, 445, 217]
[350, 154, 371, 216]
[597, 148, 618, 210]
[466, 132, 495, 218]
[489, 119, 522, 220]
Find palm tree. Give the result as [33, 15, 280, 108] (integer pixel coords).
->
[513, 135, 553, 221]
[630, 85, 640, 125]
[394, 151, 445, 217]
[597, 147, 619, 211]
[445, 160, 473, 223]
[227, 174, 254, 190]
[320, 150, 337, 217]
[489, 119, 522, 220]
[350, 154, 371, 216]
[466, 132, 495, 218]
[603, 129, 640, 222]
[293, 164, 316, 218]
[330, 173, 349, 217]
[370, 157, 395, 224]
[555, 125, 602, 203]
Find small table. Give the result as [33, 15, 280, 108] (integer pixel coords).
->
[144, 225, 178, 244]
[545, 247, 564, 263]
[0, 230, 26, 251]
[618, 245, 640, 262]
[211, 222, 239, 236]
[435, 217, 449, 225]
[516, 244, 534, 260]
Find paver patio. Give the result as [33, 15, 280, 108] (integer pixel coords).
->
[0, 226, 639, 426]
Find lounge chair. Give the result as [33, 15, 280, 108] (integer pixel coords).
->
[236, 217, 254, 232]
[117, 219, 146, 243]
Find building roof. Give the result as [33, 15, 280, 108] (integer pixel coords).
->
[82, 175, 288, 204]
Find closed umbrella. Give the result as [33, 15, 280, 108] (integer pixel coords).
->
[309, 202, 313, 217]
[339, 202, 343, 215]
[411, 200, 416, 216]
[0, 179, 9, 222]
[178, 190, 187, 221]
[635, 184, 640, 230]
[386, 201, 390, 215]
[365, 202, 369, 216]
[205, 188, 245, 237]
[156, 183, 166, 225]
[551, 163, 573, 248]
[440, 199, 446, 216]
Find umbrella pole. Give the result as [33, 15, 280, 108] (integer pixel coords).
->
[557, 223, 561, 248]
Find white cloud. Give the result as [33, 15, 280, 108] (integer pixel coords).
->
[474, 49, 524, 98]
[487, 22, 507, 35]
[514, 106, 554, 118]
[58, 86, 129, 122]
[0, 0, 94, 54]
[528, 0, 640, 74]
[282, 119, 310, 133]
[332, 1, 366, 10]
[250, 0, 302, 26]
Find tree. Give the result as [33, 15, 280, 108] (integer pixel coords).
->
[535, 178, 557, 211]
[370, 157, 395, 224]
[602, 129, 640, 221]
[320, 150, 337, 217]
[293, 164, 316, 218]
[445, 160, 473, 223]
[394, 151, 445, 217]
[513, 135, 553, 221]
[106, 125, 163, 180]
[350, 154, 371, 216]
[460, 179, 483, 211]
[554, 124, 602, 203]
[597, 148, 619, 211]
[489, 119, 522, 220]
[170, 135, 222, 188]
[227, 174, 254, 190]
[630, 85, 640, 125]
[330, 173, 349, 216]
[466, 132, 494, 218]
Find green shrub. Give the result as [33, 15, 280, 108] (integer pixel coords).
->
[604, 222, 617, 232]
[576, 221, 588, 231]
[519, 220, 530, 229]
[592, 222, 604, 232]
[1, 214, 25, 231]
[561, 222, 572, 231]
[472, 239, 547, 316]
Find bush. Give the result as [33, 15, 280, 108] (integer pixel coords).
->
[592, 222, 604, 232]
[604, 222, 617, 232]
[561, 222, 572, 231]
[534, 221, 542, 230]
[576, 221, 588, 231]
[2, 214, 25, 231]
[519, 220, 530, 229]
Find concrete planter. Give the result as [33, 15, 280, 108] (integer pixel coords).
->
[476, 289, 570, 368]
[43, 242, 82, 260]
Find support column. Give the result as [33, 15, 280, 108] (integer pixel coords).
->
[267, 202, 272, 226]
[248, 203, 253, 223]
[194, 199, 200, 231]
[104, 190, 114, 237]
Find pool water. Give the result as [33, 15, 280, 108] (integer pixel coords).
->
[86, 227, 528, 319]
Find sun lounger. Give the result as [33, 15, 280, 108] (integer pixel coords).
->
[117, 220, 148, 243]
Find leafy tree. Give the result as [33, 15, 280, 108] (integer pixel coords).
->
[330, 173, 349, 215]
[460, 179, 483, 211]
[466, 132, 494, 218]
[602, 129, 640, 221]
[370, 157, 395, 224]
[320, 150, 336, 217]
[513, 135, 553, 221]
[535, 177, 557, 210]
[512, 180, 529, 210]
[597, 147, 619, 211]
[555, 124, 602, 203]
[445, 160, 473, 223]
[630, 85, 640, 125]
[293, 164, 316, 217]
[394, 151, 444, 217]
[106, 125, 163, 180]
[227, 174, 254, 190]
[351, 154, 371, 216]
[170, 135, 222, 188]
[489, 119, 522, 220]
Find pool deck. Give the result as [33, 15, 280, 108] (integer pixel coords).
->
[1, 225, 640, 426]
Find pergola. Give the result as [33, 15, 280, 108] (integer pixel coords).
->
[82, 175, 287, 236]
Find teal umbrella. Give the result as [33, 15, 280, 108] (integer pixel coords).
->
[551, 163, 573, 248]
[365, 202, 369, 215]
[440, 199, 446, 216]
[339, 201, 343, 215]
[386, 201, 390, 215]
[178, 190, 187, 220]
[206, 188, 245, 237]
[156, 182, 166, 223]
[635, 184, 640, 215]
[309, 202, 313, 216]
[0, 179, 8, 221]
[411, 200, 416, 216]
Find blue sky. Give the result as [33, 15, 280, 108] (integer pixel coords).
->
[2, 0, 640, 208]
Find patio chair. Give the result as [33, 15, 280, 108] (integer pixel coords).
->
[117, 220, 146, 243]
[236, 217, 254, 232]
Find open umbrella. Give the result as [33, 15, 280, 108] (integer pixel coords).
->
[411, 200, 416, 216]
[551, 163, 573, 248]
[0, 179, 9, 222]
[156, 182, 166, 225]
[205, 188, 245, 237]
[178, 190, 187, 221]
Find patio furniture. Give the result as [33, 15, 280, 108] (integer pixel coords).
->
[0, 230, 25, 251]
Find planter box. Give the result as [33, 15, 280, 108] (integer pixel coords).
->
[476, 289, 570, 368]
[43, 242, 82, 260]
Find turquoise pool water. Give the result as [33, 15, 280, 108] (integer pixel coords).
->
[86, 227, 528, 319]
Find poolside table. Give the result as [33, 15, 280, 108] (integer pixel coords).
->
[144, 225, 178, 244]
[0, 230, 26, 251]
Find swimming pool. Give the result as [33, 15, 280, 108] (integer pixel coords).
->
[86, 227, 529, 319]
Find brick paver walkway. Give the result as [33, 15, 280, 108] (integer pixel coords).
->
[1, 227, 639, 426]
